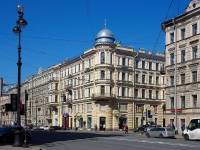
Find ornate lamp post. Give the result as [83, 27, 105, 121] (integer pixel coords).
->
[12, 4, 28, 147]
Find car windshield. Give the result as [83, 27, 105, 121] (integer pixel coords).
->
[166, 128, 174, 131]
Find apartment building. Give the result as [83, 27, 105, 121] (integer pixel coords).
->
[162, 0, 200, 129]
[134, 49, 165, 127]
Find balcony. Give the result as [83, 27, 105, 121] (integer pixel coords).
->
[65, 84, 72, 91]
[92, 93, 116, 101]
[160, 67, 165, 75]
[65, 99, 72, 105]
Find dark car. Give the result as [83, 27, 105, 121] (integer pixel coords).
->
[0, 127, 31, 143]
[49, 126, 62, 131]
[133, 125, 150, 133]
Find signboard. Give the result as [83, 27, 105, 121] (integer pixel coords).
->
[143, 112, 146, 116]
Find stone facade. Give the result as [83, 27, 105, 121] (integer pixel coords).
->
[162, 0, 200, 130]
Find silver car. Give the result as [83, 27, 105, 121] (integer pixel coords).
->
[145, 127, 175, 138]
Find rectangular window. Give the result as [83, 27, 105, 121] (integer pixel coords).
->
[122, 87, 126, 97]
[156, 91, 159, 99]
[78, 91, 80, 99]
[135, 60, 139, 68]
[136, 74, 139, 83]
[149, 76, 152, 84]
[142, 89, 145, 98]
[170, 53, 174, 65]
[122, 58, 126, 66]
[156, 77, 159, 84]
[149, 62, 152, 70]
[101, 86, 105, 94]
[170, 76, 174, 86]
[101, 70, 105, 79]
[118, 57, 120, 65]
[122, 72, 125, 81]
[110, 71, 112, 80]
[135, 89, 139, 98]
[181, 96, 185, 108]
[74, 91, 76, 100]
[192, 23, 197, 36]
[171, 97, 174, 109]
[119, 103, 128, 112]
[82, 89, 84, 98]
[149, 90, 152, 99]
[192, 46, 198, 59]
[156, 63, 159, 71]
[192, 71, 197, 82]
[142, 75, 145, 84]
[181, 28, 185, 40]
[142, 61, 145, 69]
[193, 95, 197, 107]
[87, 103, 92, 112]
[136, 104, 144, 113]
[88, 88, 90, 97]
[181, 50, 185, 62]
[181, 74, 185, 84]
[170, 32, 174, 43]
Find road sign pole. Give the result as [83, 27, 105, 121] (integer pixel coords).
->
[146, 109, 147, 127]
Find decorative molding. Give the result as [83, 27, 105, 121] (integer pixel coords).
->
[179, 44, 186, 48]
[168, 47, 175, 52]
[189, 39, 199, 45]
[189, 64, 198, 72]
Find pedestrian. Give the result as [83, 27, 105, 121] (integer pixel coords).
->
[103, 124, 106, 132]
[124, 125, 128, 134]
[181, 124, 185, 136]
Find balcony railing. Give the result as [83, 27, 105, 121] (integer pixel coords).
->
[65, 84, 72, 90]
[92, 93, 116, 100]
[160, 67, 165, 75]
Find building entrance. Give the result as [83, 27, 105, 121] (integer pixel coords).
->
[99, 117, 106, 131]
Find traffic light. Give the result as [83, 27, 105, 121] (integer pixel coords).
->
[19, 104, 25, 115]
[147, 110, 152, 118]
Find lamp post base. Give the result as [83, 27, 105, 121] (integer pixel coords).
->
[12, 125, 23, 147]
[22, 142, 29, 148]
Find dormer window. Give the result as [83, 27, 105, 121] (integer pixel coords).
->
[192, 23, 197, 36]
[101, 52, 105, 64]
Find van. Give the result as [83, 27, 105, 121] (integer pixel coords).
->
[183, 118, 200, 140]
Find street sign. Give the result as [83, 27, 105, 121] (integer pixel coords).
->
[143, 112, 146, 116]
[63, 112, 68, 117]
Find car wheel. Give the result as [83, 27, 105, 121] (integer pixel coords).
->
[2, 136, 8, 143]
[159, 134, 164, 138]
[184, 134, 189, 141]
[146, 133, 150, 138]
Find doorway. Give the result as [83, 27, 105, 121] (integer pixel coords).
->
[79, 118, 83, 128]
[87, 116, 92, 129]
[99, 117, 106, 131]
[70, 118, 72, 129]
[118, 116, 127, 129]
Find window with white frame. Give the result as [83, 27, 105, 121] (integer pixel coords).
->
[135, 89, 139, 98]
[136, 104, 144, 113]
[156, 77, 159, 84]
[149, 62, 152, 70]
[149, 90, 152, 99]
[156, 63, 159, 71]
[135, 60, 139, 68]
[101, 52, 105, 64]
[149, 76, 152, 84]
[122, 87, 126, 97]
[192, 46, 198, 59]
[122, 72, 125, 81]
[101, 86, 105, 94]
[181, 96, 185, 108]
[142, 75, 145, 84]
[192, 23, 197, 36]
[122, 57, 126, 66]
[136, 74, 139, 83]
[142, 61, 145, 69]
[192, 95, 197, 107]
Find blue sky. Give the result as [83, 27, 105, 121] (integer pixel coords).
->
[0, 0, 190, 85]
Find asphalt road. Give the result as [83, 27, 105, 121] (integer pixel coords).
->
[29, 130, 200, 150]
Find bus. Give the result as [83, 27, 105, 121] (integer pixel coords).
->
[183, 118, 200, 140]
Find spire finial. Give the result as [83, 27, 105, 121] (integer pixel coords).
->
[104, 19, 106, 29]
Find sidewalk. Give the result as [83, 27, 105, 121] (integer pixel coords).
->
[0, 144, 42, 150]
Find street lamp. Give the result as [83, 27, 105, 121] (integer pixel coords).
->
[12, 4, 28, 147]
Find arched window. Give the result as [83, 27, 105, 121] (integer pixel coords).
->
[101, 52, 105, 64]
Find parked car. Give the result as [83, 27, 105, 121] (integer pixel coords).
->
[145, 127, 175, 138]
[33, 126, 42, 130]
[49, 126, 62, 131]
[0, 127, 31, 143]
[43, 126, 50, 131]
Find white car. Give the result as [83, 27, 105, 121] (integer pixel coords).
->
[43, 126, 50, 131]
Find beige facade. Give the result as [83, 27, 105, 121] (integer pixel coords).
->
[162, 0, 200, 130]
[0, 26, 166, 131]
